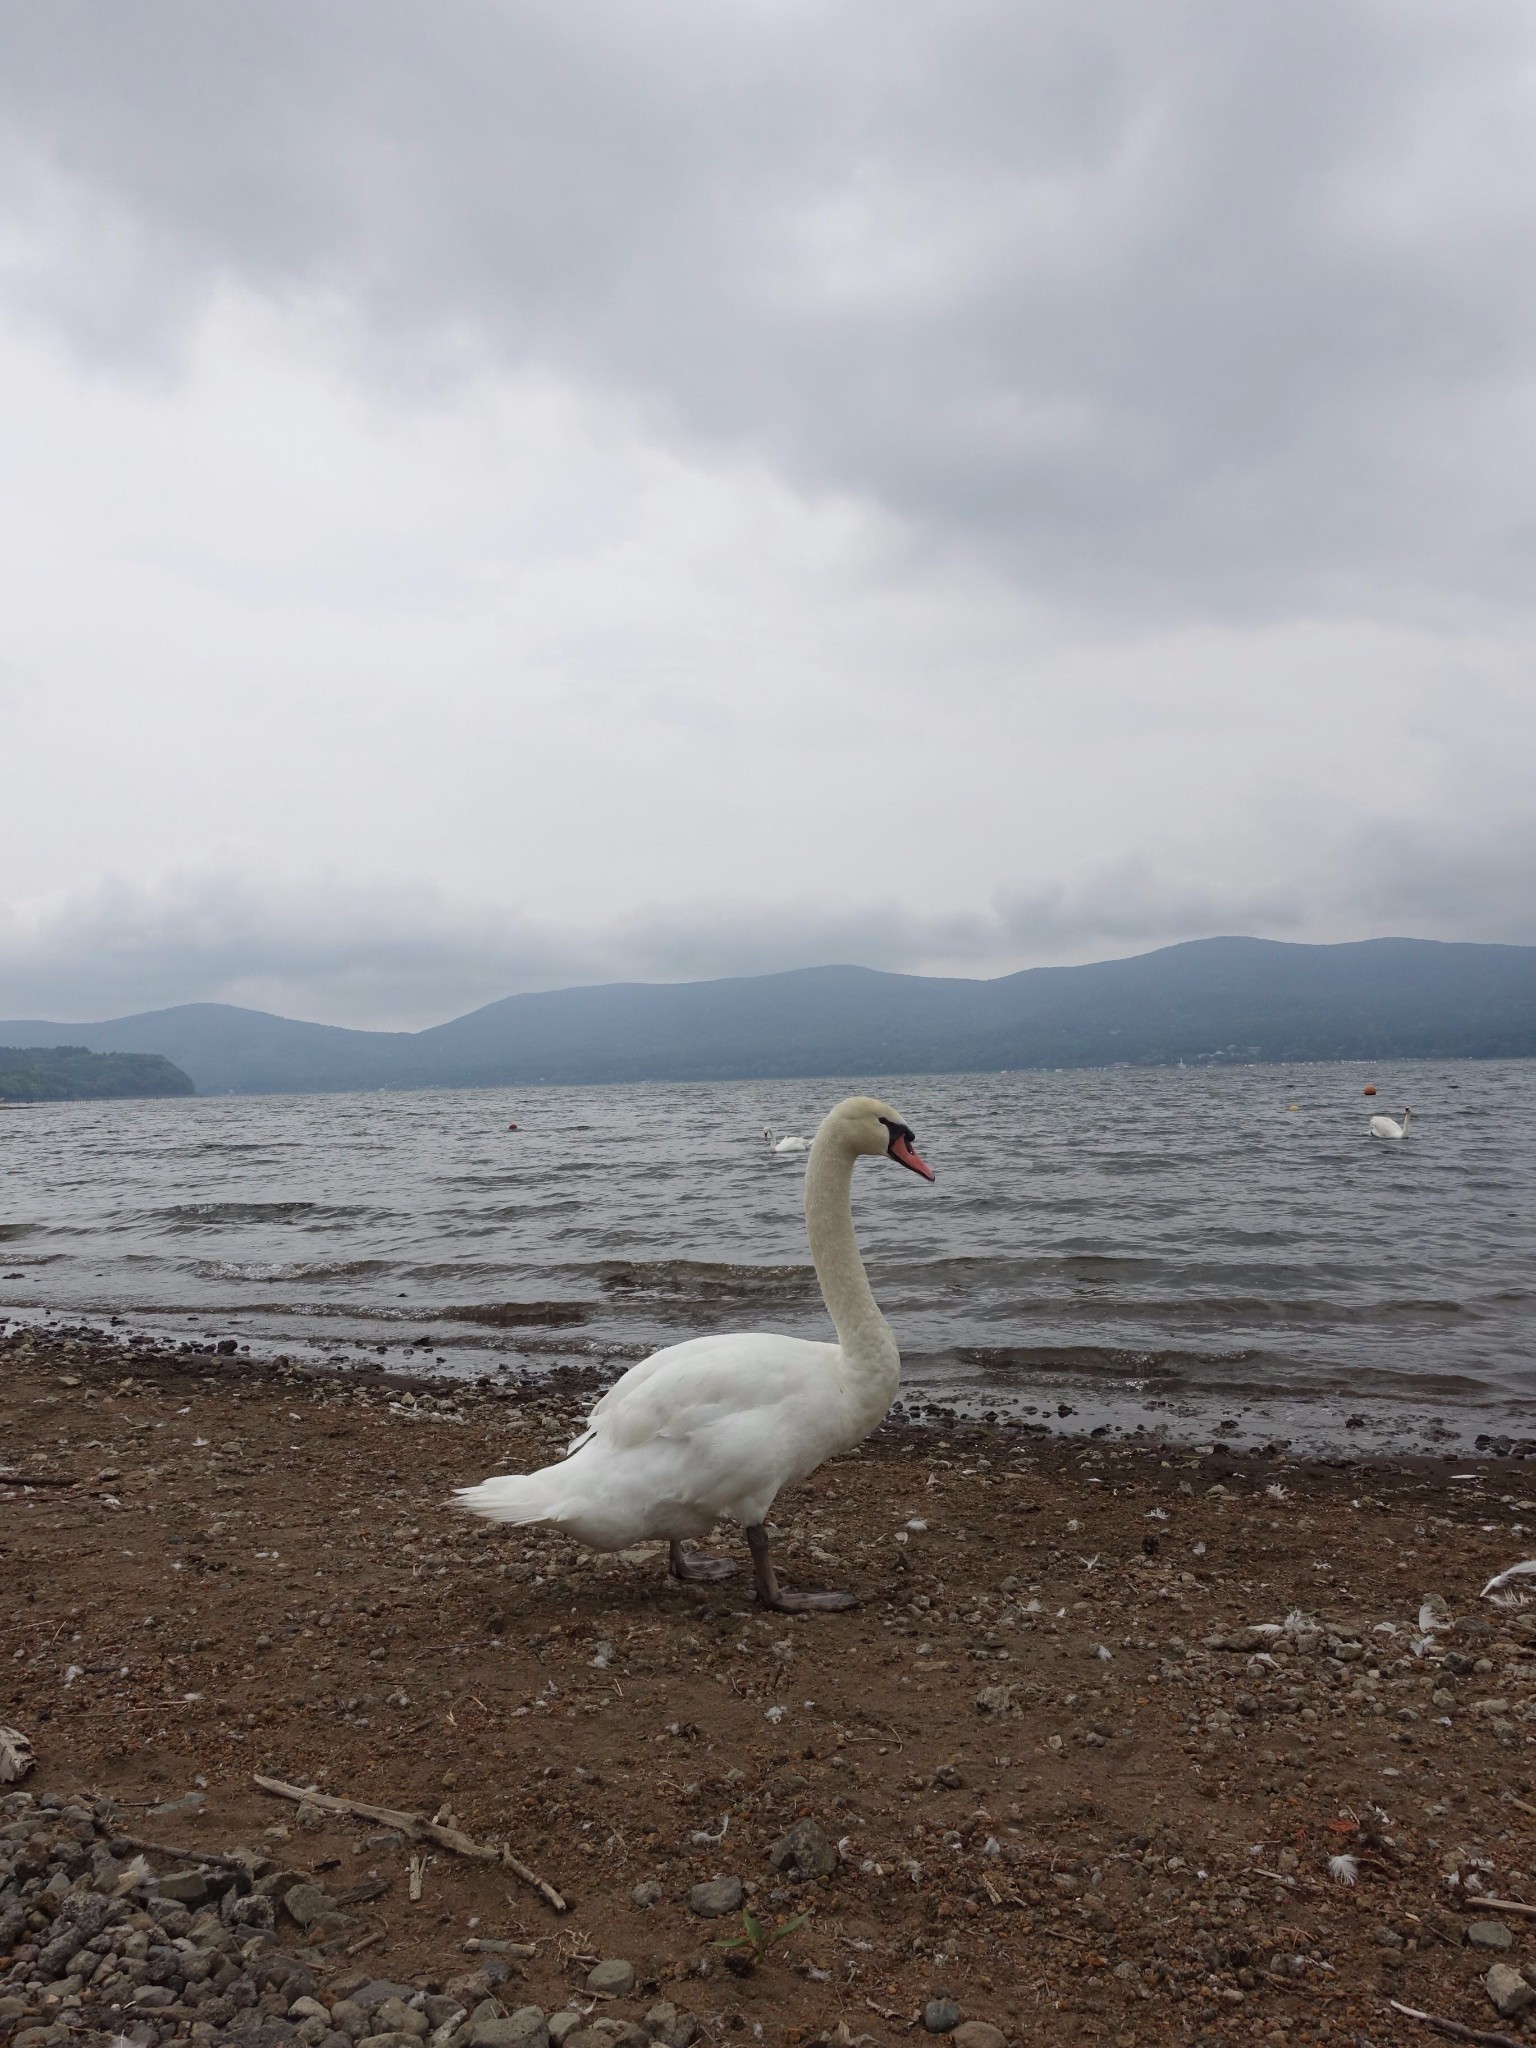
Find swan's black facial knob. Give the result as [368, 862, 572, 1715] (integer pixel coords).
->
[879, 1116, 936, 1181]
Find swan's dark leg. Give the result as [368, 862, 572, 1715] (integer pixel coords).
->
[668, 1538, 739, 1583]
[747, 1523, 858, 1612]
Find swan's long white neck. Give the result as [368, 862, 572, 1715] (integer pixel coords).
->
[804, 1126, 899, 1398]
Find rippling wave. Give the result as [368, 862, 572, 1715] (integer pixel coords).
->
[2, 1059, 1534, 1449]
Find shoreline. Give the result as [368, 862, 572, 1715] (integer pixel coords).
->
[3, 1305, 1531, 1465]
[7, 1322, 1536, 2046]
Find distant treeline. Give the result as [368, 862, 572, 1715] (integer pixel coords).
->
[0, 1045, 196, 1103]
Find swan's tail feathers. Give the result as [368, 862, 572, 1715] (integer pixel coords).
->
[454, 1466, 566, 1527]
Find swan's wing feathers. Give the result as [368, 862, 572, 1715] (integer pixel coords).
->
[585, 1333, 834, 1454]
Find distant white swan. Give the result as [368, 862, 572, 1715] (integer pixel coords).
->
[455, 1095, 936, 1611]
[1369, 1106, 1412, 1140]
[764, 1126, 811, 1154]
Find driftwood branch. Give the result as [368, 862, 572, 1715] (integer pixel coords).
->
[502, 1849, 567, 1914]
[1454, 1897, 1536, 1920]
[252, 1774, 567, 1912]
[109, 1833, 254, 1871]
[0, 1471, 79, 1489]
[1389, 1998, 1527, 2048]
[254, 1774, 498, 1860]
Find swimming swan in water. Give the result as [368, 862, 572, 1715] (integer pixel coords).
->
[1369, 1106, 1412, 1140]
[764, 1127, 811, 1153]
[455, 1095, 935, 1611]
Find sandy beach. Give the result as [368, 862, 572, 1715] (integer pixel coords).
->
[6, 1319, 1536, 2048]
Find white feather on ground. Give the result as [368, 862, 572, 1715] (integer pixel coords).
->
[1328, 1854, 1360, 1886]
[1482, 1561, 1536, 1598]
[0, 1724, 33, 1783]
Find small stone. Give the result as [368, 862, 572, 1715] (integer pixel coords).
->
[355, 1983, 422, 2014]
[550, 2017, 586, 2047]
[767, 1819, 837, 1881]
[688, 1877, 744, 1918]
[133, 1984, 178, 2008]
[1467, 1921, 1514, 1951]
[1487, 1964, 1536, 2019]
[473, 2011, 549, 2048]
[642, 2003, 697, 2048]
[951, 2027, 1006, 2048]
[376, 1997, 430, 2039]
[283, 1881, 338, 1928]
[923, 1998, 961, 2035]
[974, 1687, 1012, 1716]
[630, 1881, 663, 1909]
[424, 1996, 469, 2028]
[587, 1960, 637, 1998]
[157, 1870, 209, 1906]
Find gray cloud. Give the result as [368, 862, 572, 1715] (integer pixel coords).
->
[2, 2, 1535, 614]
[2, 827, 1527, 1031]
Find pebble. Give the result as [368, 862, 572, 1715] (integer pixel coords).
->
[951, 2027, 1006, 2048]
[767, 1819, 837, 1881]
[587, 1959, 638, 1997]
[688, 1876, 745, 1917]
[1467, 1919, 1515, 1951]
[473, 2010, 551, 2048]
[631, 1879, 663, 1908]
[923, 1996, 961, 2033]
[644, 2001, 698, 2048]
[1487, 1963, 1536, 2018]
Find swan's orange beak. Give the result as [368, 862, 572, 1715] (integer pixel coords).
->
[889, 1131, 936, 1181]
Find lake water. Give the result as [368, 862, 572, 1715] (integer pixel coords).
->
[2, 1061, 1533, 1453]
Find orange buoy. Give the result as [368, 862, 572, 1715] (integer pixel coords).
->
[1363, 1085, 1377, 1097]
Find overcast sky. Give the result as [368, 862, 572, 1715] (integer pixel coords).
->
[2, 1, 1534, 1027]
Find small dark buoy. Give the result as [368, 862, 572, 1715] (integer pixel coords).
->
[1363, 1085, 1377, 1097]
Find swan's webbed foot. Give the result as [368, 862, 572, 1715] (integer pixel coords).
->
[668, 1539, 740, 1583]
[747, 1523, 859, 1613]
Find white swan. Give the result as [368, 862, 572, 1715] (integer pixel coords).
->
[1369, 1106, 1412, 1140]
[455, 1095, 935, 1611]
[764, 1126, 811, 1154]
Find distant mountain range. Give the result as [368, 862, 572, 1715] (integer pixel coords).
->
[2, 937, 1533, 1096]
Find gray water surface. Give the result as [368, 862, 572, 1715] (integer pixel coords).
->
[2, 1062, 1532, 1453]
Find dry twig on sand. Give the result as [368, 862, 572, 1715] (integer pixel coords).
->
[1389, 1998, 1527, 2048]
[252, 1773, 568, 1912]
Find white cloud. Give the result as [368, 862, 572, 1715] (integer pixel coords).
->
[0, 5, 1533, 1023]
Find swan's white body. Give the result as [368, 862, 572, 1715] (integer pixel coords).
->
[456, 1097, 931, 1579]
[764, 1127, 811, 1154]
[1369, 1107, 1411, 1140]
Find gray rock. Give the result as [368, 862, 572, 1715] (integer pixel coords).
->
[284, 1881, 339, 1928]
[375, 1997, 430, 2039]
[688, 1877, 744, 1918]
[586, 1960, 637, 1998]
[471, 2007, 549, 2048]
[355, 1982, 422, 2013]
[630, 1881, 663, 1909]
[642, 2005, 696, 2048]
[330, 1998, 369, 2037]
[158, 1870, 210, 1906]
[1467, 1920, 1514, 1951]
[951, 2027, 1006, 2048]
[767, 1820, 837, 1882]
[923, 1998, 961, 2035]
[549, 2017, 586, 2047]
[1487, 1964, 1536, 2019]
[132, 1983, 178, 2007]
[423, 1996, 469, 2027]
